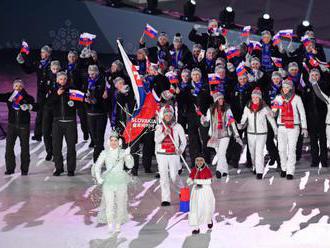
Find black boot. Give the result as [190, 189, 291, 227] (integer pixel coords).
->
[4, 171, 14, 175]
[208, 220, 213, 229]
[286, 174, 294, 180]
[155, 172, 160, 178]
[89, 141, 95, 148]
[280, 170, 286, 178]
[67, 171, 75, 177]
[45, 153, 53, 161]
[21, 171, 28, 176]
[256, 173, 263, 180]
[192, 229, 200, 235]
[53, 169, 64, 176]
[161, 201, 171, 207]
[216, 171, 222, 179]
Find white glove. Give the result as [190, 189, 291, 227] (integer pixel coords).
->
[20, 104, 29, 111]
[186, 177, 193, 186]
[301, 128, 308, 138]
[320, 64, 330, 73]
[200, 115, 207, 124]
[124, 147, 131, 156]
[237, 123, 244, 130]
[16, 53, 25, 64]
[176, 148, 183, 155]
[193, 24, 201, 30]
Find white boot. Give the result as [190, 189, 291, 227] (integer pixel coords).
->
[114, 223, 121, 233]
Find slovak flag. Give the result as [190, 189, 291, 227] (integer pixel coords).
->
[79, 32, 96, 46]
[208, 73, 220, 85]
[69, 89, 85, 102]
[236, 61, 247, 76]
[166, 71, 179, 84]
[220, 27, 228, 37]
[20, 41, 30, 55]
[241, 25, 251, 37]
[9, 90, 23, 110]
[302, 36, 313, 47]
[226, 112, 235, 126]
[117, 40, 159, 144]
[307, 55, 319, 67]
[278, 29, 294, 39]
[144, 24, 158, 40]
[272, 34, 281, 45]
[272, 57, 283, 68]
[271, 99, 283, 110]
[226, 47, 240, 60]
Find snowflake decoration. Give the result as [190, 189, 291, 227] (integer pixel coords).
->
[49, 19, 80, 51]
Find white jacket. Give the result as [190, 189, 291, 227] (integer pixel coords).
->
[154, 122, 187, 155]
[94, 147, 134, 185]
[240, 104, 277, 135]
[273, 94, 307, 129]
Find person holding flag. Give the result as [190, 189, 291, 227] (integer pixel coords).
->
[252, 30, 285, 74]
[0, 79, 36, 175]
[188, 19, 226, 50]
[48, 72, 79, 176]
[154, 105, 187, 206]
[16, 44, 52, 141]
[238, 87, 277, 179]
[201, 92, 241, 178]
[272, 80, 307, 179]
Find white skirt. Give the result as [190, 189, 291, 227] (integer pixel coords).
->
[188, 184, 215, 227]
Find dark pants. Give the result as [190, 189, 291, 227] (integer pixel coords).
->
[296, 133, 304, 161]
[187, 113, 202, 167]
[77, 103, 89, 136]
[309, 125, 328, 166]
[34, 94, 45, 138]
[266, 123, 280, 164]
[42, 107, 53, 155]
[52, 120, 77, 172]
[132, 131, 155, 172]
[5, 124, 30, 173]
[87, 113, 107, 162]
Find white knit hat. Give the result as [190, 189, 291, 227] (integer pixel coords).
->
[282, 79, 293, 89]
[251, 87, 262, 99]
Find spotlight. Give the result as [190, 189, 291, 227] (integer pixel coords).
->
[181, 0, 197, 22]
[257, 13, 274, 34]
[106, 0, 122, 8]
[296, 20, 313, 38]
[219, 6, 235, 28]
[143, 0, 160, 15]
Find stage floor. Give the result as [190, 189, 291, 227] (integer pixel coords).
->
[0, 124, 330, 248]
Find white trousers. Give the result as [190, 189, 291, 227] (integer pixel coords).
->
[216, 137, 230, 173]
[278, 126, 300, 175]
[247, 134, 267, 174]
[103, 186, 128, 225]
[156, 154, 180, 202]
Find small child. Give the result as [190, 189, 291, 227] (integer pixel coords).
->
[187, 154, 215, 235]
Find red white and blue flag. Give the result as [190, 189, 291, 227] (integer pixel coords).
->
[241, 25, 251, 37]
[144, 24, 158, 40]
[226, 112, 235, 126]
[278, 29, 294, 39]
[166, 71, 179, 84]
[236, 62, 247, 76]
[117, 40, 159, 143]
[69, 89, 85, 102]
[79, 33, 96, 47]
[272, 57, 283, 68]
[20, 41, 30, 55]
[302, 36, 313, 47]
[271, 99, 283, 110]
[9, 91, 23, 110]
[307, 55, 319, 67]
[226, 47, 240, 60]
[208, 73, 220, 85]
[272, 34, 281, 45]
[220, 27, 228, 37]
